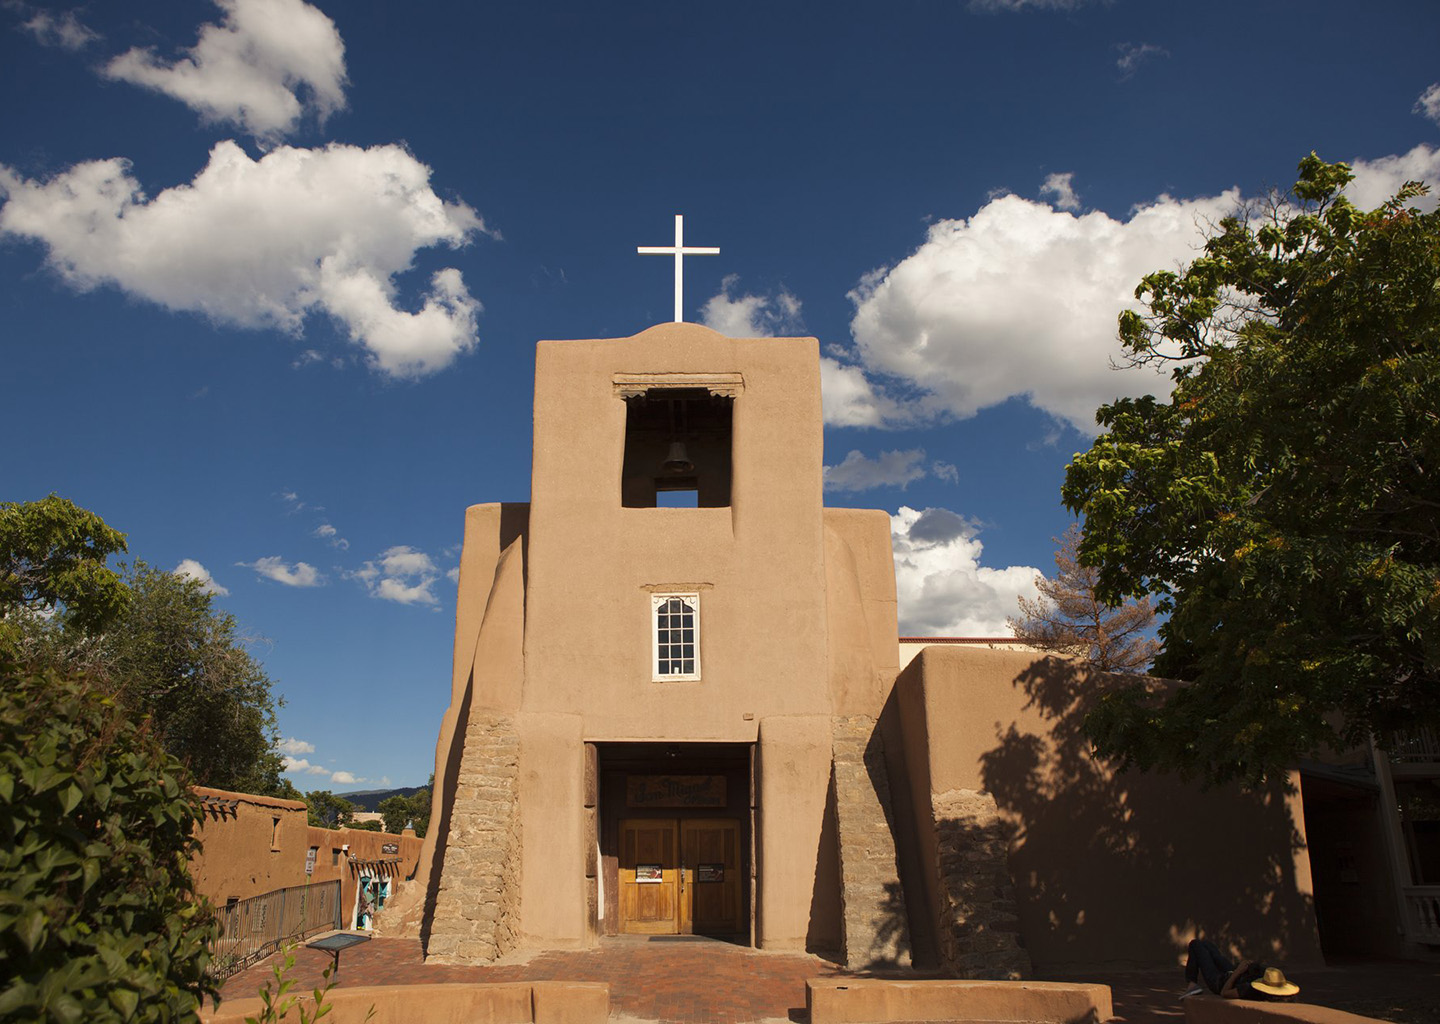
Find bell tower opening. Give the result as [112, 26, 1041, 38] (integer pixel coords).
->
[621, 387, 733, 508]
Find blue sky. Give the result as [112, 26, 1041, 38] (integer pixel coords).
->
[4, 0, 1439, 792]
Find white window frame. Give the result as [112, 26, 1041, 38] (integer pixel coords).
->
[651, 592, 701, 681]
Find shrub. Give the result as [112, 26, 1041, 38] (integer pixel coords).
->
[0, 659, 219, 1022]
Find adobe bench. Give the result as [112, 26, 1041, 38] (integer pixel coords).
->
[807, 978, 1115, 1024]
[1184, 993, 1390, 1024]
[203, 981, 609, 1024]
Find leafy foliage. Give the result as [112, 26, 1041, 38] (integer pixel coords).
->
[1, 496, 289, 797]
[377, 781, 430, 838]
[304, 791, 355, 830]
[0, 495, 129, 639]
[242, 944, 344, 1024]
[1008, 524, 1159, 673]
[0, 659, 219, 1023]
[105, 565, 287, 795]
[1063, 154, 1440, 786]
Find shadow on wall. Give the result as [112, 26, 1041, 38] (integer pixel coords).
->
[870, 880, 911, 968]
[976, 657, 1320, 973]
[807, 764, 843, 959]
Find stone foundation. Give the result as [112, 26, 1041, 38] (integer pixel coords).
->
[932, 788, 1031, 979]
[832, 715, 912, 969]
[425, 714, 521, 964]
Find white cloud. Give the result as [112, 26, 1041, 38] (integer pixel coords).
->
[1416, 84, 1440, 126]
[699, 276, 803, 337]
[241, 555, 323, 587]
[173, 558, 230, 596]
[820, 354, 904, 428]
[1345, 144, 1440, 213]
[351, 545, 440, 606]
[277, 737, 314, 755]
[891, 506, 1039, 636]
[329, 770, 358, 785]
[845, 184, 1244, 433]
[1039, 172, 1080, 212]
[373, 577, 436, 605]
[103, 0, 346, 142]
[824, 449, 928, 492]
[446, 566, 461, 584]
[932, 461, 959, 483]
[19, 9, 98, 50]
[378, 545, 436, 577]
[283, 756, 330, 776]
[841, 148, 1440, 436]
[1115, 42, 1168, 79]
[0, 141, 488, 378]
[314, 523, 349, 549]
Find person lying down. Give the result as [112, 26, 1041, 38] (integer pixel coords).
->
[1183, 939, 1301, 1001]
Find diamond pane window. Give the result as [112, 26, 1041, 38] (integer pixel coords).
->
[652, 593, 700, 681]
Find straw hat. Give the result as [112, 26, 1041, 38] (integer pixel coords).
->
[1252, 967, 1300, 997]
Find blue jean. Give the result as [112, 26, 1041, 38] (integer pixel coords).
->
[1185, 939, 1234, 994]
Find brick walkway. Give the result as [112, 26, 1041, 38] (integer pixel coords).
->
[221, 936, 849, 1023]
[218, 937, 1440, 1024]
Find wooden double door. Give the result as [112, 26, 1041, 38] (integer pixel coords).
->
[619, 818, 743, 935]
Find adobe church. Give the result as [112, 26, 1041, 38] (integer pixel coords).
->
[401, 320, 1325, 976]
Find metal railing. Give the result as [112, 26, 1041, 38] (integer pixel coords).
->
[1388, 726, 1440, 763]
[208, 879, 342, 981]
[1403, 886, 1440, 945]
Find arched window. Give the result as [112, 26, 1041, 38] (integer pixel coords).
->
[652, 593, 700, 681]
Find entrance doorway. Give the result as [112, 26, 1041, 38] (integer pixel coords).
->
[594, 742, 752, 942]
[619, 818, 743, 935]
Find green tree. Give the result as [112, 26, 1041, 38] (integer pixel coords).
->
[1, 498, 288, 797]
[0, 659, 219, 1022]
[0, 495, 129, 643]
[378, 780, 431, 838]
[305, 790, 355, 829]
[1007, 524, 1159, 673]
[104, 564, 286, 795]
[1063, 154, 1440, 786]
[349, 820, 383, 832]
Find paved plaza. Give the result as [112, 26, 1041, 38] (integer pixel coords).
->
[218, 937, 1440, 1024]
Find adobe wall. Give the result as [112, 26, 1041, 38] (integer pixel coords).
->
[896, 646, 1324, 974]
[824, 508, 900, 719]
[306, 824, 424, 931]
[510, 325, 842, 951]
[522, 324, 832, 736]
[189, 786, 421, 934]
[400, 501, 528, 942]
[189, 787, 309, 905]
[424, 325, 901, 957]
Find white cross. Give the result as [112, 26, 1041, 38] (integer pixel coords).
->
[637, 214, 719, 323]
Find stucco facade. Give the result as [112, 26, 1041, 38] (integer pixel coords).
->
[190, 786, 422, 934]
[190, 788, 311, 905]
[415, 323, 1323, 974]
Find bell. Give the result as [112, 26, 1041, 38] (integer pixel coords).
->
[661, 441, 694, 474]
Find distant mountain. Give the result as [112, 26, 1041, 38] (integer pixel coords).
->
[336, 785, 425, 812]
